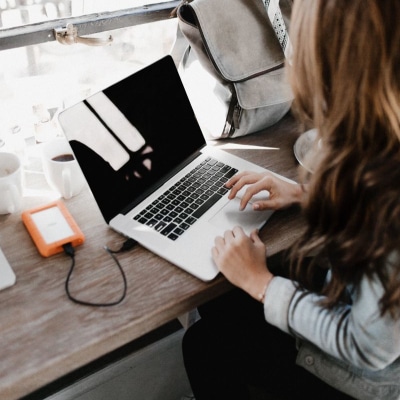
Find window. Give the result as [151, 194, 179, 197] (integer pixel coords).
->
[0, 0, 181, 149]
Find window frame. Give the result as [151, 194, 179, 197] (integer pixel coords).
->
[0, 0, 180, 51]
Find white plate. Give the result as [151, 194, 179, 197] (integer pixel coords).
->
[293, 129, 318, 172]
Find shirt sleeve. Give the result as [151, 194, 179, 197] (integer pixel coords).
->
[263, 265, 400, 371]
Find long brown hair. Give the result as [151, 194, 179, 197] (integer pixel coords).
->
[288, 0, 400, 317]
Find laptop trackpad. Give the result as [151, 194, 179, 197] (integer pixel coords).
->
[209, 198, 273, 234]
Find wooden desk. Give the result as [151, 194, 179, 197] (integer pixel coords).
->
[0, 112, 305, 400]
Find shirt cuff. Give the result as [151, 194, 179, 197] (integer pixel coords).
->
[263, 276, 297, 333]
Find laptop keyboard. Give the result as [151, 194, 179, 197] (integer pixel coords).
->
[133, 157, 238, 240]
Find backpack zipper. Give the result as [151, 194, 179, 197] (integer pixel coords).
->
[222, 89, 242, 138]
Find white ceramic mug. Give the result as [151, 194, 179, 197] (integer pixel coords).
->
[0, 152, 23, 214]
[41, 138, 85, 199]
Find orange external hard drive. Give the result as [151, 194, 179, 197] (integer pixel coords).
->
[22, 200, 85, 257]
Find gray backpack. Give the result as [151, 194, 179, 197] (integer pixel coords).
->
[176, 0, 293, 139]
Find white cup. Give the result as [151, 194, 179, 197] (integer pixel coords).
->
[0, 152, 23, 214]
[41, 138, 85, 199]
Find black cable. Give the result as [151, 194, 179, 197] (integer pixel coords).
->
[106, 238, 137, 254]
[63, 238, 137, 307]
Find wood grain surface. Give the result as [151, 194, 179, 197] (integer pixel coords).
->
[0, 112, 306, 400]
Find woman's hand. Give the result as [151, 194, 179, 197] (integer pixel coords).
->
[226, 171, 304, 211]
[212, 226, 273, 302]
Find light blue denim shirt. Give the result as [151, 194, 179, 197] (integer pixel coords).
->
[263, 253, 400, 400]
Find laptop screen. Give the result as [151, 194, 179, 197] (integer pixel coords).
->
[59, 56, 206, 222]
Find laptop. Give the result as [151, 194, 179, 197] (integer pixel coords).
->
[58, 55, 292, 281]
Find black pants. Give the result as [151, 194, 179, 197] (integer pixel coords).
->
[182, 253, 354, 400]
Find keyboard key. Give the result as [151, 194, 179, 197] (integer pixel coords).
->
[161, 223, 177, 236]
[192, 193, 222, 219]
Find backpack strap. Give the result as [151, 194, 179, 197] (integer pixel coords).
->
[262, 0, 293, 61]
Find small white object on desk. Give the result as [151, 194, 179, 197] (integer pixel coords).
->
[0, 246, 16, 291]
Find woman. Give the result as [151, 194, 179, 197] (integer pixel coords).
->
[182, 1, 400, 399]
